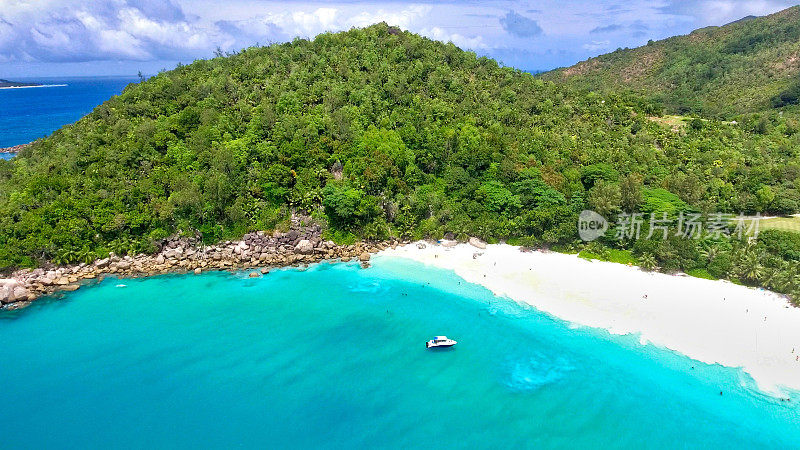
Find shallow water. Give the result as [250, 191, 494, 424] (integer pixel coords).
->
[1, 257, 798, 448]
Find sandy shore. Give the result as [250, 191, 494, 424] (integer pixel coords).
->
[381, 241, 800, 395]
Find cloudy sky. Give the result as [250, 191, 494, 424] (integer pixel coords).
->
[0, 0, 796, 77]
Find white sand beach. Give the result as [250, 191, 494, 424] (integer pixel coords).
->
[382, 242, 800, 395]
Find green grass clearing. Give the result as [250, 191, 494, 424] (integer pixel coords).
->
[760, 216, 800, 233]
[579, 248, 638, 265]
[686, 268, 717, 280]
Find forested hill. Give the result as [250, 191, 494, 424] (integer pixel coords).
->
[1, 24, 800, 299]
[542, 6, 800, 118]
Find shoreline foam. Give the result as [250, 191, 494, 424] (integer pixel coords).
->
[381, 242, 800, 395]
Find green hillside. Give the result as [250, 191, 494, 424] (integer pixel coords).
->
[1, 24, 800, 299]
[543, 6, 800, 118]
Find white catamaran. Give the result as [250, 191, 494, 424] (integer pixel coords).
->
[426, 336, 457, 348]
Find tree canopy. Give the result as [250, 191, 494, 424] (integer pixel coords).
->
[543, 6, 800, 119]
[1, 23, 799, 301]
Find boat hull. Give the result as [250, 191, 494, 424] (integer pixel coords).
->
[426, 341, 456, 348]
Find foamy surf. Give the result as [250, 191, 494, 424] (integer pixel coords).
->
[381, 242, 800, 397]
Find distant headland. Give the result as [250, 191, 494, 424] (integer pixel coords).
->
[0, 79, 41, 88]
[0, 79, 66, 89]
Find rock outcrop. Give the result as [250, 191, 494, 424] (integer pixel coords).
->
[295, 239, 314, 254]
[0, 216, 396, 311]
[468, 237, 487, 249]
[0, 279, 30, 304]
[0, 143, 31, 155]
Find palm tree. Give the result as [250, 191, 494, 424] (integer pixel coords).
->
[761, 268, 780, 290]
[698, 241, 720, 263]
[639, 253, 658, 271]
[110, 237, 135, 256]
[53, 248, 77, 266]
[126, 238, 140, 257]
[52, 253, 66, 267]
[108, 239, 125, 257]
[77, 247, 97, 264]
[740, 251, 764, 283]
[790, 287, 800, 307]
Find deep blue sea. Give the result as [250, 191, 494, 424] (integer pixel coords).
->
[0, 77, 137, 150]
[1, 257, 798, 449]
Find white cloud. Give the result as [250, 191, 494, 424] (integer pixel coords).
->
[420, 27, 488, 50]
[288, 8, 339, 35]
[215, 4, 433, 43]
[582, 40, 611, 51]
[1, 0, 797, 76]
[659, 0, 796, 25]
[348, 5, 432, 29]
[0, 0, 217, 62]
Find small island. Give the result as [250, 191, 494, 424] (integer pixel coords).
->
[0, 79, 43, 89]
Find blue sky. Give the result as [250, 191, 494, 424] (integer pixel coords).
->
[0, 0, 796, 77]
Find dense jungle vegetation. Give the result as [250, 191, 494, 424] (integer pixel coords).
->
[1, 23, 799, 301]
[542, 6, 800, 118]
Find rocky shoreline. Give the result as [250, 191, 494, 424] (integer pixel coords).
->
[0, 221, 396, 311]
[0, 143, 30, 155]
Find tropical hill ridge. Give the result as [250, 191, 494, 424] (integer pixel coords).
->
[542, 6, 800, 118]
[1, 23, 800, 301]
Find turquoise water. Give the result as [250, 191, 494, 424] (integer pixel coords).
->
[0, 77, 137, 148]
[1, 257, 798, 449]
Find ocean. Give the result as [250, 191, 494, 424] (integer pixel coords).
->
[0, 77, 138, 150]
[1, 257, 797, 449]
